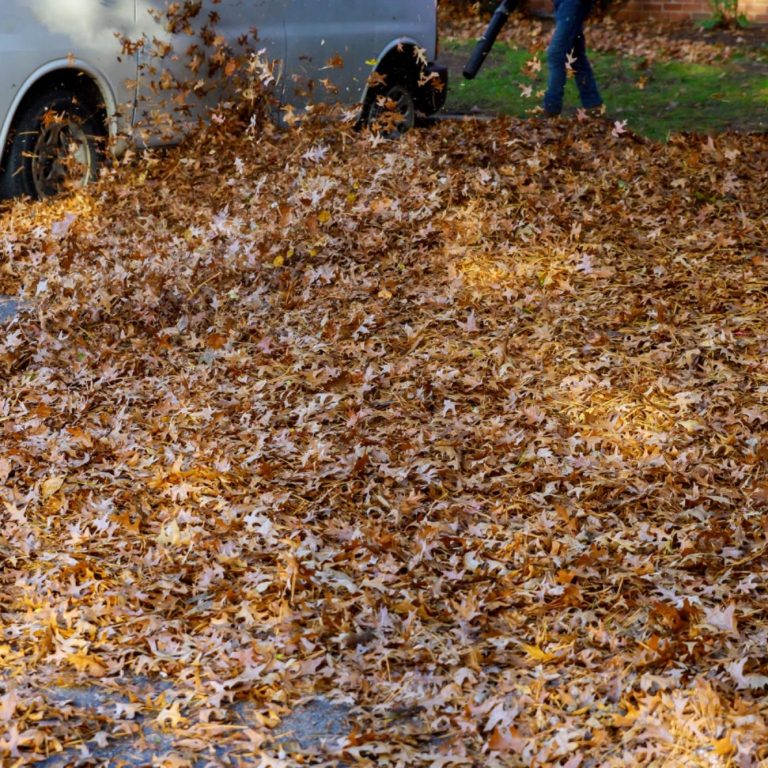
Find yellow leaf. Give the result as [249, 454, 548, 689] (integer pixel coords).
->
[378, 288, 393, 300]
[272, 254, 284, 268]
[522, 643, 556, 663]
[713, 735, 735, 757]
[611, 702, 641, 727]
[157, 755, 191, 768]
[365, 58, 378, 66]
[157, 700, 187, 728]
[41, 476, 65, 499]
[158, 520, 189, 547]
[66, 652, 107, 677]
[112, 510, 141, 534]
[318, 210, 331, 224]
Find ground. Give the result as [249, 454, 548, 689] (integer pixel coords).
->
[1, 21, 768, 768]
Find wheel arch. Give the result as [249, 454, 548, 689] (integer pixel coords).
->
[363, 38, 427, 111]
[0, 61, 120, 170]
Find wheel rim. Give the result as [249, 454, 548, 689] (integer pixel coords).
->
[368, 85, 415, 136]
[31, 116, 93, 198]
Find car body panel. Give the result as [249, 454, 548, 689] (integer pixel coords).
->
[282, 0, 384, 109]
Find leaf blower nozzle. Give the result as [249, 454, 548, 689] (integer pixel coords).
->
[462, 0, 517, 80]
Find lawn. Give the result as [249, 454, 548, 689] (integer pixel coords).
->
[443, 36, 768, 140]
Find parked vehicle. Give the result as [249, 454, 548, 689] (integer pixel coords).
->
[0, 0, 447, 199]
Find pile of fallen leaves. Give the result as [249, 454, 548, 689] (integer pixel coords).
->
[1, 109, 768, 767]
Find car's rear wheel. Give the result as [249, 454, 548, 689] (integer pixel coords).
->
[0, 89, 106, 200]
[365, 82, 416, 138]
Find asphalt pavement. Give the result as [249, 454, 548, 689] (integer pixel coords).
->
[0, 295, 21, 323]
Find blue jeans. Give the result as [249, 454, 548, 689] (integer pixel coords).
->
[543, 0, 602, 114]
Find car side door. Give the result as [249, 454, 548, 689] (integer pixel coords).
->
[281, 0, 378, 112]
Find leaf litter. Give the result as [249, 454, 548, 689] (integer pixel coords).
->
[1, 90, 768, 766]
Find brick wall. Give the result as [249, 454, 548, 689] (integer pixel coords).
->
[525, 0, 768, 21]
[617, 0, 711, 20]
[741, 0, 768, 20]
[616, 0, 768, 21]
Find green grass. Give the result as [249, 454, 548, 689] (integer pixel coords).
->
[444, 39, 768, 140]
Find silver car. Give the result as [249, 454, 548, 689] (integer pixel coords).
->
[0, 1, 447, 199]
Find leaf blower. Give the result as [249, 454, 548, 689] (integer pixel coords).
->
[463, 0, 518, 80]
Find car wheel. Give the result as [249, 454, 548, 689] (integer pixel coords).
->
[366, 83, 416, 138]
[0, 89, 106, 200]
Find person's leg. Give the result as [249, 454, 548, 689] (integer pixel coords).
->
[543, 0, 584, 115]
[570, 9, 603, 109]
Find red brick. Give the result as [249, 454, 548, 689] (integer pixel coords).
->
[611, 0, 768, 20]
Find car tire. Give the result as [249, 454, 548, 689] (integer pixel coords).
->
[0, 88, 106, 200]
[365, 82, 417, 138]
